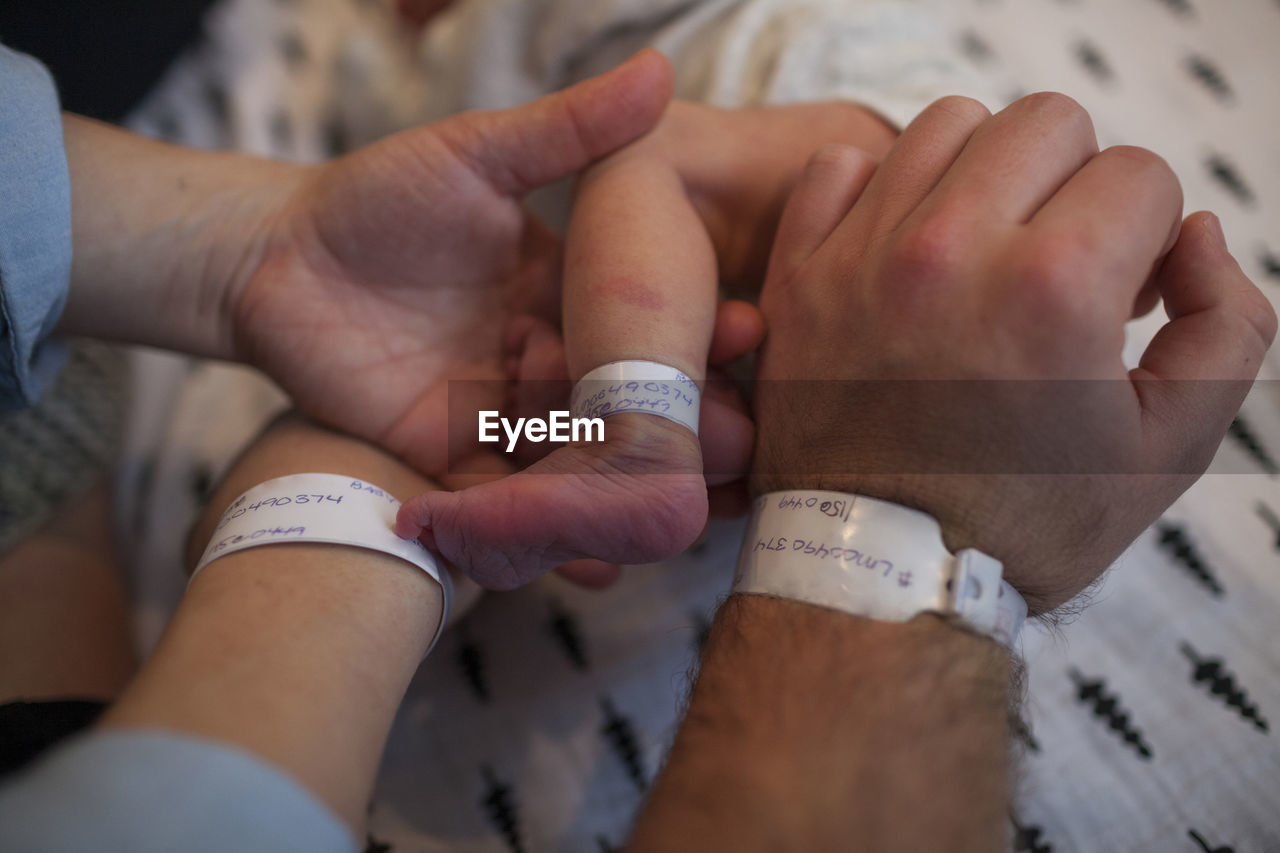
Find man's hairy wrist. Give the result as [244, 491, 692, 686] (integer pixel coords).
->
[633, 595, 1011, 850]
[709, 593, 1005, 688]
[677, 595, 1010, 773]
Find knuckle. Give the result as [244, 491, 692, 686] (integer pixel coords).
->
[1102, 145, 1177, 182]
[1018, 91, 1088, 123]
[1102, 146, 1184, 208]
[1235, 284, 1278, 351]
[1010, 235, 1098, 324]
[818, 100, 899, 152]
[923, 95, 992, 127]
[804, 142, 875, 180]
[1014, 91, 1095, 141]
[886, 212, 968, 283]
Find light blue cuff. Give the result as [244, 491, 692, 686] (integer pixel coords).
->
[0, 730, 357, 853]
[0, 44, 72, 411]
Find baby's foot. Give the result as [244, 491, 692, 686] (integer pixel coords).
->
[396, 411, 707, 589]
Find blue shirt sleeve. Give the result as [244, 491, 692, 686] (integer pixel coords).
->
[0, 44, 72, 411]
[0, 730, 358, 853]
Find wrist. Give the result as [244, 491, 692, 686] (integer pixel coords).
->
[736, 489, 1027, 642]
[634, 596, 1009, 851]
[174, 156, 311, 363]
[103, 541, 442, 830]
[686, 596, 1010, 742]
[59, 115, 310, 359]
[108, 413, 448, 829]
[752, 471, 1057, 614]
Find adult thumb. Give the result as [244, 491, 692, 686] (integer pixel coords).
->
[440, 49, 674, 196]
[1134, 211, 1276, 469]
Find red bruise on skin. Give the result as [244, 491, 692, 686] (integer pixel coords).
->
[587, 277, 668, 312]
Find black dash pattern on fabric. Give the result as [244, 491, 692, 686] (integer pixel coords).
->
[1260, 247, 1280, 280]
[455, 629, 491, 703]
[1068, 669, 1154, 759]
[600, 696, 647, 791]
[1074, 39, 1115, 84]
[1012, 716, 1042, 753]
[1228, 416, 1280, 475]
[548, 600, 589, 671]
[363, 833, 393, 853]
[1255, 502, 1280, 550]
[1184, 54, 1233, 102]
[958, 29, 996, 63]
[1155, 523, 1225, 596]
[480, 765, 524, 853]
[1011, 817, 1054, 853]
[1152, 0, 1196, 17]
[1205, 153, 1255, 205]
[1180, 643, 1270, 732]
[1189, 828, 1236, 853]
[690, 609, 712, 656]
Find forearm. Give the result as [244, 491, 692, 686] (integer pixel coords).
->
[629, 596, 1010, 852]
[100, 414, 443, 830]
[57, 114, 307, 358]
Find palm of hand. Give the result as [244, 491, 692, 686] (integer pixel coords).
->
[235, 128, 561, 478]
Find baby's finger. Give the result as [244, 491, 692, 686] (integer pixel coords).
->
[554, 559, 623, 589]
[709, 300, 765, 367]
[508, 318, 573, 466]
[434, 448, 517, 491]
[700, 369, 754, 487]
[503, 315, 543, 378]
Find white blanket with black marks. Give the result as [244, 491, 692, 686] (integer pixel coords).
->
[117, 1, 1280, 850]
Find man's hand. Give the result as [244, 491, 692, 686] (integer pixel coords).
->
[752, 93, 1276, 613]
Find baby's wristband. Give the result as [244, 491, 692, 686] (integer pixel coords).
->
[733, 491, 1026, 646]
[570, 360, 701, 435]
[194, 473, 453, 653]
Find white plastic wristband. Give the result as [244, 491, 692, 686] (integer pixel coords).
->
[733, 491, 1026, 646]
[569, 360, 700, 435]
[194, 473, 453, 653]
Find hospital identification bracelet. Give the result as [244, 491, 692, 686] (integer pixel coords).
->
[194, 473, 453, 653]
[570, 360, 701, 435]
[733, 491, 1026, 646]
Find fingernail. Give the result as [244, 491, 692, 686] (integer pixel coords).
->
[1206, 213, 1227, 249]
